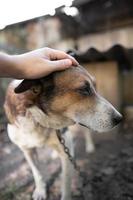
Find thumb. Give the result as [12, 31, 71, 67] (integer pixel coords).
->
[48, 59, 72, 71]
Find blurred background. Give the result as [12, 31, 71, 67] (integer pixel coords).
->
[0, 0, 133, 199]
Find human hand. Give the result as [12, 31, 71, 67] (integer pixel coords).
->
[10, 47, 79, 79]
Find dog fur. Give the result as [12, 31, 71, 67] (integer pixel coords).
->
[4, 65, 122, 200]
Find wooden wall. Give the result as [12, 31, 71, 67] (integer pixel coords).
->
[122, 72, 133, 106]
[122, 71, 133, 121]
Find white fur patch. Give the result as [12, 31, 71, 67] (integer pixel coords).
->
[7, 106, 54, 148]
[7, 106, 74, 150]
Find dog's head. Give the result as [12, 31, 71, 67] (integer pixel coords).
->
[14, 65, 122, 132]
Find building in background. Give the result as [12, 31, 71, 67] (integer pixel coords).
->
[0, 0, 133, 53]
[0, 0, 133, 122]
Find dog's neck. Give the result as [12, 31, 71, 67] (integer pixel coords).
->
[26, 106, 75, 130]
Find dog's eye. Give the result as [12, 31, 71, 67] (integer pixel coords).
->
[77, 82, 94, 96]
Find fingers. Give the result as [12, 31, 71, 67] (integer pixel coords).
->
[66, 54, 79, 66]
[47, 59, 73, 71]
[46, 48, 79, 66]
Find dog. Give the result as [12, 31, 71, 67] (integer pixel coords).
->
[4, 65, 122, 200]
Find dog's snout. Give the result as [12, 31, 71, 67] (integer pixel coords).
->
[112, 112, 123, 126]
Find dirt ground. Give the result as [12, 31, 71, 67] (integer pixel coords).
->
[0, 122, 133, 200]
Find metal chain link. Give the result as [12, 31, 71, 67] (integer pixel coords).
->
[56, 130, 91, 199]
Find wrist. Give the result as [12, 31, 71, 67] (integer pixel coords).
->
[7, 54, 26, 79]
[0, 53, 14, 78]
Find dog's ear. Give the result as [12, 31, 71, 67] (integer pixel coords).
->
[14, 79, 41, 94]
[67, 50, 77, 58]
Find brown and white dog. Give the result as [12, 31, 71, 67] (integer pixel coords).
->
[4, 65, 122, 200]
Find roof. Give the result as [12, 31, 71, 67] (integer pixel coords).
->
[58, 0, 133, 37]
[67, 44, 133, 70]
[72, 0, 93, 7]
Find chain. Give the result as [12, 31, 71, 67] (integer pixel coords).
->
[56, 130, 91, 199]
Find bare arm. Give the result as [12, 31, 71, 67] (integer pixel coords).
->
[0, 48, 78, 79]
[0, 53, 17, 78]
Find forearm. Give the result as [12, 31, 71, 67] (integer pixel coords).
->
[0, 53, 22, 79]
[0, 48, 78, 79]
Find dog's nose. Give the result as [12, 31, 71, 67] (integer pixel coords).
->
[112, 113, 123, 126]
